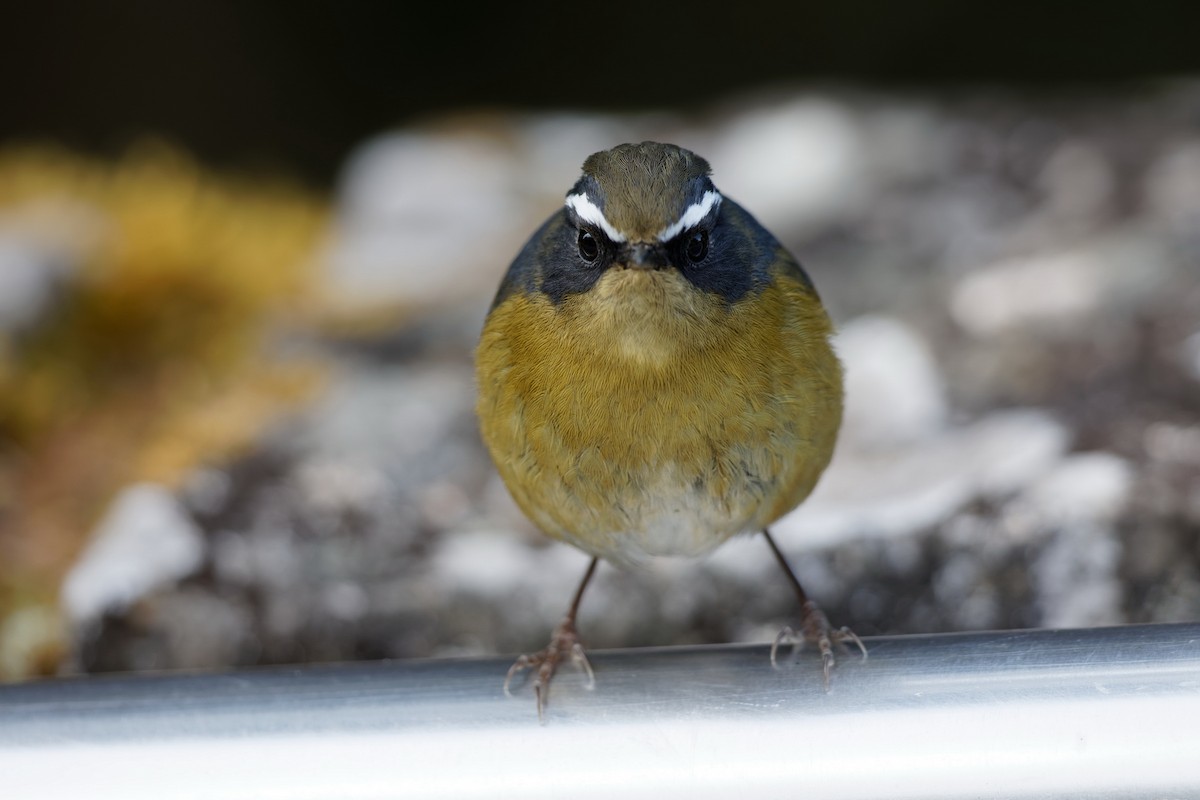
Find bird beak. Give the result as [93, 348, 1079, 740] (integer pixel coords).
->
[624, 242, 670, 270]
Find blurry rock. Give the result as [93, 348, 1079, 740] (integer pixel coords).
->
[320, 131, 530, 317]
[1143, 422, 1200, 465]
[430, 528, 584, 603]
[836, 315, 948, 448]
[130, 589, 256, 672]
[0, 239, 66, 333]
[709, 97, 868, 235]
[1037, 141, 1114, 227]
[293, 457, 388, 517]
[211, 525, 302, 593]
[1020, 451, 1133, 525]
[1143, 139, 1200, 234]
[1183, 330, 1200, 383]
[0, 199, 104, 333]
[859, 103, 943, 185]
[949, 234, 1170, 337]
[952, 249, 1101, 337]
[298, 362, 477, 471]
[180, 467, 233, 517]
[1008, 453, 1130, 628]
[775, 409, 1069, 550]
[61, 484, 205, 626]
[1033, 522, 1123, 629]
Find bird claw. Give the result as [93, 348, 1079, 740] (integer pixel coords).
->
[504, 617, 594, 722]
[770, 600, 867, 689]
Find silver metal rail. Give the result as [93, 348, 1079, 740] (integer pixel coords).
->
[2, 622, 1198, 799]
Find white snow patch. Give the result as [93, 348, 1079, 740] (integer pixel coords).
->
[61, 484, 205, 625]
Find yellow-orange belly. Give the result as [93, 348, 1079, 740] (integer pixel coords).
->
[475, 269, 842, 565]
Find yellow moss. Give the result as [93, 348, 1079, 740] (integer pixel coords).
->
[0, 605, 65, 681]
[0, 141, 332, 677]
[133, 360, 326, 485]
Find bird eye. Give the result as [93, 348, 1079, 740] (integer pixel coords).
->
[578, 230, 600, 262]
[685, 230, 709, 263]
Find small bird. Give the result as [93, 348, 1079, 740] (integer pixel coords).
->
[475, 141, 863, 719]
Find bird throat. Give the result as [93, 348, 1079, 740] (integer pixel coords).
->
[561, 267, 729, 368]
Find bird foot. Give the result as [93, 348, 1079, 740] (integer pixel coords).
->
[770, 600, 867, 689]
[504, 616, 595, 722]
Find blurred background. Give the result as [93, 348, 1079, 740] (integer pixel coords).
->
[2, 2, 1199, 681]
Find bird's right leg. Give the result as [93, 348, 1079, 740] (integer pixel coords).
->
[504, 557, 598, 722]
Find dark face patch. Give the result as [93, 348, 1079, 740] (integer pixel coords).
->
[659, 197, 812, 303]
[487, 143, 816, 311]
[489, 210, 604, 309]
[489, 198, 814, 310]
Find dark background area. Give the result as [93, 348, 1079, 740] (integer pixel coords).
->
[4, 1, 1200, 187]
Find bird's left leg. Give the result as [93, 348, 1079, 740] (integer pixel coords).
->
[762, 529, 867, 688]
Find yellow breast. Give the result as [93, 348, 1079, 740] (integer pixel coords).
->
[475, 268, 842, 564]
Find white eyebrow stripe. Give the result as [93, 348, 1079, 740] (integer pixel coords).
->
[655, 190, 722, 242]
[565, 193, 627, 242]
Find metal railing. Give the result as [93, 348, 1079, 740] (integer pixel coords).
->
[2, 622, 1199, 799]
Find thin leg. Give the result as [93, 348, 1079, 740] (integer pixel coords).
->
[504, 557, 598, 721]
[763, 529, 867, 688]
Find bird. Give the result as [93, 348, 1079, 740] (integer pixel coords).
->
[475, 141, 863, 719]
